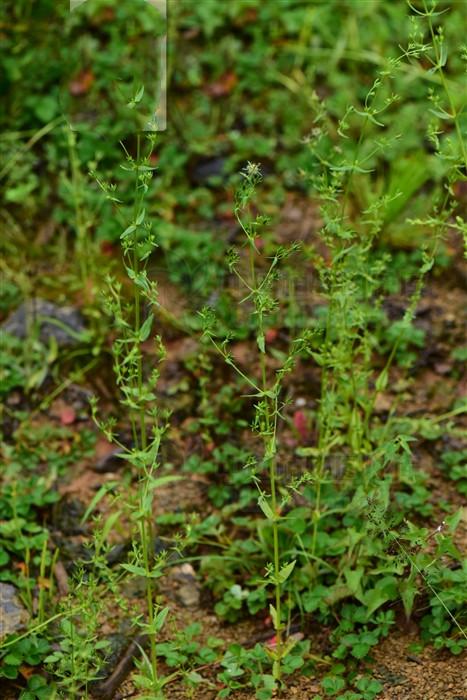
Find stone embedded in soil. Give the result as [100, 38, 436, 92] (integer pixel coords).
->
[2, 298, 86, 347]
[106, 542, 129, 566]
[89, 632, 129, 687]
[53, 497, 87, 535]
[189, 156, 226, 185]
[0, 583, 29, 640]
[170, 563, 201, 608]
[176, 581, 200, 608]
[122, 576, 147, 599]
[54, 539, 93, 570]
[93, 447, 127, 473]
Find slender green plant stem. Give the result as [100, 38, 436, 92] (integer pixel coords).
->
[248, 236, 283, 679]
[124, 134, 159, 688]
[269, 393, 283, 681]
[422, 0, 467, 170]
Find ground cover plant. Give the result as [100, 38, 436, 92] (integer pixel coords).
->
[0, 1, 466, 699]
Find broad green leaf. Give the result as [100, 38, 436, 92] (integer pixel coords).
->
[321, 674, 346, 695]
[3, 653, 22, 666]
[361, 576, 398, 616]
[399, 577, 418, 618]
[351, 643, 371, 659]
[344, 568, 364, 595]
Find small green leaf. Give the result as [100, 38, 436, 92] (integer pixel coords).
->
[322, 674, 346, 695]
[187, 671, 204, 685]
[428, 107, 452, 120]
[121, 223, 136, 239]
[344, 568, 364, 595]
[154, 606, 169, 633]
[445, 508, 462, 532]
[3, 653, 22, 666]
[149, 475, 181, 489]
[351, 642, 371, 659]
[139, 313, 154, 342]
[277, 560, 296, 584]
[102, 510, 122, 541]
[375, 368, 388, 392]
[80, 481, 118, 524]
[269, 604, 278, 629]
[120, 563, 148, 577]
[134, 85, 145, 103]
[136, 208, 146, 226]
[258, 496, 275, 520]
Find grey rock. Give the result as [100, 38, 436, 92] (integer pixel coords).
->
[0, 583, 29, 639]
[123, 576, 147, 599]
[171, 563, 200, 608]
[93, 448, 127, 473]
[53, 497, 87, 536]
[106, 542, 129, 566]
[176, 581, 201, 608]
[190, 156, 226, 185]
[2, 298, 86, 347]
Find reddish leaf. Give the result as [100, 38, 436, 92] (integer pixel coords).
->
[92, 7, 115, 25]
[19, 666, 35, 680]
[95, 437, 116, 461]
[454, 180, 467, 202]
[60, 406, 76, 426]
[236, 8, 258, 26]
[205, 71, 237, 98]
[69, 70, 95, 96]
[265, 328, 278, 344]
[293, 410, 309, 441]
[100, 240, 116, 256]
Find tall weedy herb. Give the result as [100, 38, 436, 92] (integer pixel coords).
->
[91, 134, 173, 699]
[297, 0, 466, 639]
[303, 67, 399, 575]
[201, 163, 312, 684]
[405, 0, 467, 251]
[302, 40, 441, 499]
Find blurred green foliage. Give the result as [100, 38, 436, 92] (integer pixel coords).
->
[1, 0, 466, 253]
